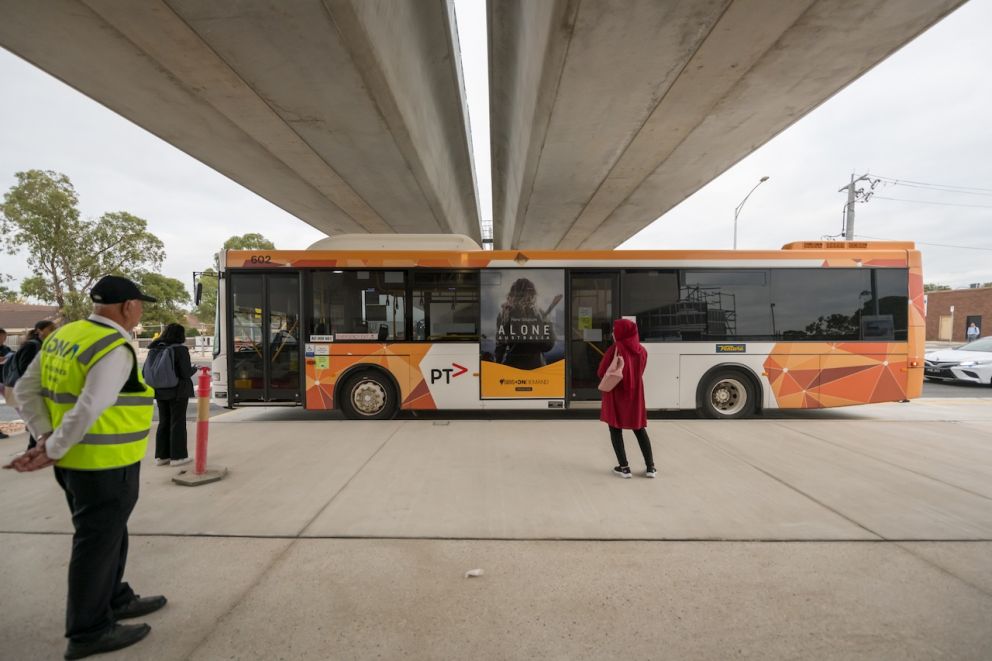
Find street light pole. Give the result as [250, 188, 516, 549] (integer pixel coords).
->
[733, 176, 769, 249]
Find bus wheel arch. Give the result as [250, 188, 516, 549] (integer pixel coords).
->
[696, 364, 762, 419]
[336, 365, 401, 420]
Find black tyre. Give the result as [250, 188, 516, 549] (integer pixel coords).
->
[339, 370, 398, 420]
[699, 369, 757, 419]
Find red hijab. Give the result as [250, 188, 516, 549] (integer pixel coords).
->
[597, 319, 648, 429]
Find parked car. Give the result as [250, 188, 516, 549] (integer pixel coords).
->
[924, 337, 992, 385]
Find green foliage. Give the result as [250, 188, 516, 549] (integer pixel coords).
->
[0, 273, 21, 303]
[1, 170, 165, 320]
[923, 283, 951, 293]
[185, 327, 201, 337]
[223, 233, 275, 250]
[137, 273, 190, 328]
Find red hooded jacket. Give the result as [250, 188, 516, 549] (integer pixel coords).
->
[597, 318, 648, 429]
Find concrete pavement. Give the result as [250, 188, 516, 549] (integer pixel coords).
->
[1, 399, 991, 659]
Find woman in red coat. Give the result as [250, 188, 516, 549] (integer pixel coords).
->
[596, 318, 655, 478]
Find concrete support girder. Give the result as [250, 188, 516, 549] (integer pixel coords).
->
[489, 0, 965, 250]
[0, 0, 480, 240]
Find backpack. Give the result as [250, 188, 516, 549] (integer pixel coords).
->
[2, 353, 20, 387]
[142, 344, 179, 389]
[3, 340, 36, 387]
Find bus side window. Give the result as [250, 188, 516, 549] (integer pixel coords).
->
[411, 271, 480, 341]
[310, 270, 407, 341]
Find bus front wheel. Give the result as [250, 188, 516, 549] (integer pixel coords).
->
[699, 369, 757, 419]
[340, 370, 398, 420]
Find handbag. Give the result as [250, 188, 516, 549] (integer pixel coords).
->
[598, 350, 625, 392]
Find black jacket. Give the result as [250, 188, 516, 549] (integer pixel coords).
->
[14, 338, 42, 375]
[149, 342, 197, 400]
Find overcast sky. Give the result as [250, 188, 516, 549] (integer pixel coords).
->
[1, 0, 990, 298]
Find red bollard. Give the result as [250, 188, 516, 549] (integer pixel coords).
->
[174, 366, 227, 486]
[194, 366, 211, 475]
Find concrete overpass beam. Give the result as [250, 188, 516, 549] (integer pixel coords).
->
[0, 0, 480, 240]
[490, 0, 965, 250]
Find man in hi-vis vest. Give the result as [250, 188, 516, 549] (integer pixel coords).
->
[7, 275, 167, 660]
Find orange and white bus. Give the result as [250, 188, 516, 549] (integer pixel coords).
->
[210, 235, 924, 420]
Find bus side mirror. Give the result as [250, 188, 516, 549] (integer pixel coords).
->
[195, 282, 203, 306]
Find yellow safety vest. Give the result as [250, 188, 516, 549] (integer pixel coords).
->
[40, 320, 154, 470]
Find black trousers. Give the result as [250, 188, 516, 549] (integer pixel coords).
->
[54, 463, 140, 642]
[609, 426, 654, 468]
[155, 397, 189, 460]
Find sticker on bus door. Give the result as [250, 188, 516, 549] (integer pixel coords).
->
[479, 268, 566, 398]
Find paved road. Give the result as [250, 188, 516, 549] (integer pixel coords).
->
[1, 398, 990, 660]
[0, 399, 225, 424]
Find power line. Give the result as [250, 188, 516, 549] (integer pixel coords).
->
[858, 234, 992, 251]
[872, 195, 992, 209]
[871, 175, 992, 195]
[874, 181, 992, 198]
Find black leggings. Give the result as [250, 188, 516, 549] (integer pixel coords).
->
[609, 426, 654, 468]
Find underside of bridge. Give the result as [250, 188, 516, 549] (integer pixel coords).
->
[489, 0, 964, 249]
[0, 0, 481, 240]
[0, 0, 966, 249]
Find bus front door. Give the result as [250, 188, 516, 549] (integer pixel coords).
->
[569, 272, 620, 402]
[229, 272, 302, 404]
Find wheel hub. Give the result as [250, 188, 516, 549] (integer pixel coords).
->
[353, 381, 386, 414]
[711, 378, 746, 415]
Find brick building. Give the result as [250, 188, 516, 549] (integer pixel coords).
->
[925, 287, 992, 343]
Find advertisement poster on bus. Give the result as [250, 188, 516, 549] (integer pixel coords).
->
[480, 269, 566, 398]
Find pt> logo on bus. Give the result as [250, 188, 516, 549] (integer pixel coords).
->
[430, 363, 468, 384]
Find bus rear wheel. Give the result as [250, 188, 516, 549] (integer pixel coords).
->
[699, 369, 757, 419]
[340, 370, 398, 420]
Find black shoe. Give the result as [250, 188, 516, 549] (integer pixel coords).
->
[0, 431, 9, 439]
[113, 594, 167, 620]
[612, 465, 632, 479]
[64, 623, 150, 660]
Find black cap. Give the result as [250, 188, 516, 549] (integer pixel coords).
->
[90, 275, 157, 304]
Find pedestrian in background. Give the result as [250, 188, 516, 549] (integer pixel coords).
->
[0, 328, 11, 439]
[967, 321, 980, 343]
[4, 320, 57, 449]
[597, 318, 656, 478]
[7, 275, 166, 660]
[144, 322, 196, 467]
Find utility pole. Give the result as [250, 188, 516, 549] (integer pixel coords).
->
[838, 173, 870, 240]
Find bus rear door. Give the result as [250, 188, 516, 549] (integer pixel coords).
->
[569, 271, 620, 403]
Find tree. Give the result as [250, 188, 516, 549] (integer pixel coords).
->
[924, 283, 951, 293]
[0, 170, 165, 320]
[0, 274, 22, 303]
[224, 233, 275, 250]
[137, 273, 190, 328]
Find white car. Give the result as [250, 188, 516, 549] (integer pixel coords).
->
[925, 337, 992, 385]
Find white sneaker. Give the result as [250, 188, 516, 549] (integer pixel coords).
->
[645, 467, 657, 478]
[154, 458, 170, 466]
[171, 457, 192, 467]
